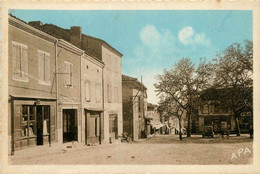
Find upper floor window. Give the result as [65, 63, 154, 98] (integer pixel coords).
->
[106, 54, 111, 70]
[12, 42, 28, 82]
[38, 50, 50, 85]
[107, 84, 111, 103]
[85, 81, 91, 102]
[63, 61, 73, 87]
[95, 83, 101, 102]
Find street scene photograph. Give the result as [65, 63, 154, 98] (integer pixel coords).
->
[6, 9, 253, 166]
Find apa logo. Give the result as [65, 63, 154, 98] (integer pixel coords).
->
[231, 147, 251, 160]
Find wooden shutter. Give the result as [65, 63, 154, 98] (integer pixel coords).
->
[69, 63, 73, 86]
[63, 62, 69, 86]
[85, 81, 90, 101]
[14, 104, 22, 138]
[100, 113, 104, 141]
[50, 105, 55, 141]
[38, 51, 44, 83]
[96, 117, 100, 136]
[45, 53, 51, 84]
[12, 44, 19, 79]
[21, 46, 28, 81]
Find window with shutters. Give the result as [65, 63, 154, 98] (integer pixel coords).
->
[64, 61, 73, 87]
[107, 84, 111, 103]
[38, 50, 51, 85]
[12, 42, 28, 82]
[107, 54, 111, 70]
[114, 86, 117, 103]
[95, 83, 101, 102]
[85, 81, 91, 102]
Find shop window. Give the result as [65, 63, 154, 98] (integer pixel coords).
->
[38, 50, 51, 85]
[21, 106, 36, 137]
[12, 42, 28, 82]
[64, 61, 73, 87]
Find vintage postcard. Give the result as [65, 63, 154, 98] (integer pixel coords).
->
[1, 0, 260, 173]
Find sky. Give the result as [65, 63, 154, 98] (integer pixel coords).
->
[9, 10, 253, 104]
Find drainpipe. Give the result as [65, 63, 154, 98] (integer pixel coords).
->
[80, 53, 83, 143]
[11, 97, 14, 155]
[102, 64, 105, 144]
[55, 40, 59, 144]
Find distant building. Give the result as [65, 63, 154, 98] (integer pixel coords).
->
[122, 75, 147, 141]
[192, 88, 252, 134]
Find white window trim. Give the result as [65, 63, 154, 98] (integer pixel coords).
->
[12, 41, 29, 82]
[38, 50, 51, 85]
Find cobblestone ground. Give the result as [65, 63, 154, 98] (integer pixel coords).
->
[9, 134, 253, 165]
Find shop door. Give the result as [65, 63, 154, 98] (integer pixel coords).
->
[63, 109, 78, 143]
[36, 106, 50, 145]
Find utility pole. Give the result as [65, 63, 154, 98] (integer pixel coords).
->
[141, 76, 145, 135]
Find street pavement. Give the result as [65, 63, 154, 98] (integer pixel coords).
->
[9, 134, 253, 165]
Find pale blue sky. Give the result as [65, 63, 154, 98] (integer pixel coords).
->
[9, 10, 253, 104]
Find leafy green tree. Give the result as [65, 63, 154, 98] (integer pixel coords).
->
[155, 58, 214, 137]
[214, 40, 253, 136]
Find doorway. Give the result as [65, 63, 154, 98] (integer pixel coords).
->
[109, 114, 118, 141]
[36, 106, 50, 145]
[63, 109, 78, 143]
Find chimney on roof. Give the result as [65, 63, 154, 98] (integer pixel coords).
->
[70, 26, 82, 47]
[28, 21, 43, 27]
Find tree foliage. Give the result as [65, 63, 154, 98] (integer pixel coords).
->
[213, 40, 253, 135]
[155, 58, 215, 137]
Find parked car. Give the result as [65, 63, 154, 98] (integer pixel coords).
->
[202, 126, 214, 138]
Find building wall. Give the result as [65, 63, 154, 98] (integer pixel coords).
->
[8, 21, 57, 154]
[57, 46, 81, 143]
[122, 83, 133, 136]
[81, 54, 103, 144]
[8, 25, 56, 98]
[132, 88, 147, 140]
[102, 46, 123, 143]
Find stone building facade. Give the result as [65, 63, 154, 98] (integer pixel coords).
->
[8, 14, 124, 155]
[8, 16, 57, 155]
[122, 75, 147, 141]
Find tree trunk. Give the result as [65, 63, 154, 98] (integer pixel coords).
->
[187, 112, 191, 137]
[235, 117, 241, 136]
[179, 117, 182, 140]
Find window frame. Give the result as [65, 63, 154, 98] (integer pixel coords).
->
[12, 41, 29, 82]
[38, 50, 51, 85]
[63, 61, 73, 88]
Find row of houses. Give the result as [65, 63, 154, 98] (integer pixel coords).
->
[8, 14, 160, 155]
[8, 14, 125, 155]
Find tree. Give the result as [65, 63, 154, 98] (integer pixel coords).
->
[155, 58, 214, 137]
[214, 40, 253, 136]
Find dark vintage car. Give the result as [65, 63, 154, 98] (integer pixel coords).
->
[202, 126, 214, 138]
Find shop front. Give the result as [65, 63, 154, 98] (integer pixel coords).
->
[10, 96, 56, 154]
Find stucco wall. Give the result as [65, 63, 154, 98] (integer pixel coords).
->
[102, 46, 122, 144]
